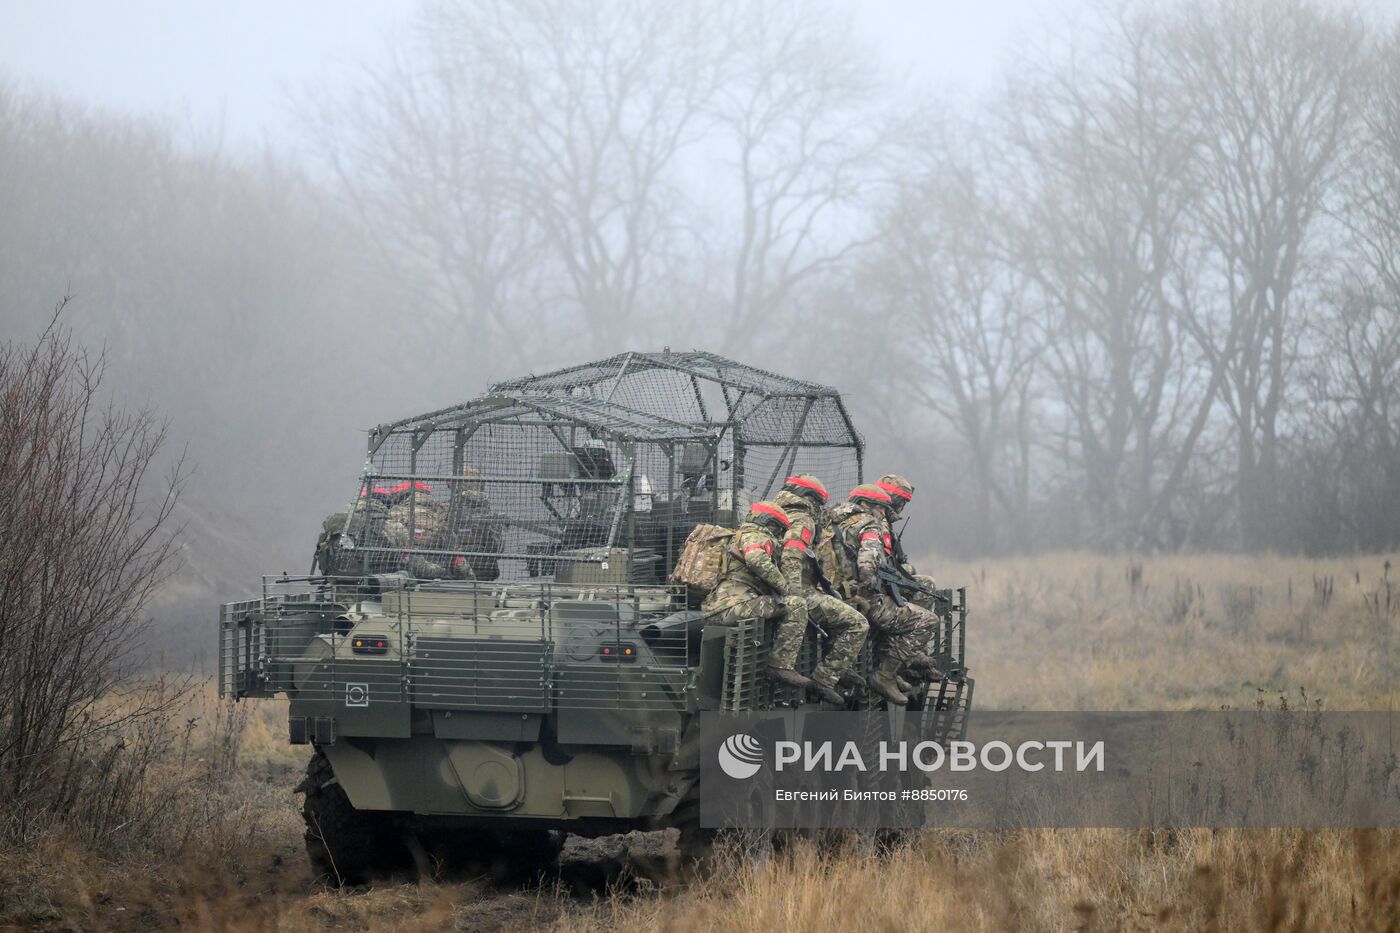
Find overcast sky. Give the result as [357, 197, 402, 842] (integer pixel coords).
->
[0, 1, 1064, 149]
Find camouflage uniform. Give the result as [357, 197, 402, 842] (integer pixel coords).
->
[876, 473, 938, 612]
[314, 485, 390, 576]
[906, 573, 939, 612]
[845, 498, 937, 666]
[383, 487, 456, 578]
[701, 505, 790, 628]
[770, 488, 868, 688]
[440, 469, 502, 581]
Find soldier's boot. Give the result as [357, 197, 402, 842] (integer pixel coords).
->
[838, 670, 866, 690]
[904, 654, 944, 681]
[899, 664, 930, 685]
[896, 676, 924, 703]
[766, 665, 813, 690]
[867, 657, 909, 707]
[807, 668, 846, 706]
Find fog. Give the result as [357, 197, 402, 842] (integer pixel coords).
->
[0, 1, 1041, 148]
[3, 0, 1400, 656]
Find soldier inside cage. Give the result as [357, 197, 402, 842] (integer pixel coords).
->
[380, 471, 503, 581]
[442, 466, 502, 581]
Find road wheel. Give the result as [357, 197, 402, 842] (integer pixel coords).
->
[669, 793, 717, 869]
[668, 792, 778, 878]
[299, 749, 411, 886]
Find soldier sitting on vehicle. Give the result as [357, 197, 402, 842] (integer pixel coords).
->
[701, 500, 794, 630]
[767, 474, 869, 705]
[876, 473, 940, 613]
[830, 484, 942, 706]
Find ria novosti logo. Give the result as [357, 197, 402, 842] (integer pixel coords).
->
[718, 733, 764, 779]
[715, 732, 1106, 778]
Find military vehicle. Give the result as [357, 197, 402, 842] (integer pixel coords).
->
[219, 351, 971, 882]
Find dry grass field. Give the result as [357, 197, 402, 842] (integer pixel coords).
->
[4, 552, 1399, 930]
[949, 551, 1400, 711]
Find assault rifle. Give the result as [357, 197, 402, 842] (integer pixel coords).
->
[880, 517, 950, 609]
[876, 564, 949, 608]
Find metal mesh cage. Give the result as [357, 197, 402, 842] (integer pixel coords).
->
[336, 351, 863, 582]
[498, 351, 865, 514]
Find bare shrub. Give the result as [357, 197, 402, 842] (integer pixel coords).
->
[1164, 578, 1204, 627]
[1361, 560, 1396, 627]
[0, 312, 186, 841]
[1220, 584, 1261, 632]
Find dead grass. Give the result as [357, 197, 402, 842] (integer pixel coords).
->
[0, 688, 308, 929]
[555, 828, 1400, 932]
[945, 551, 1400, 710]
[4, 552, 1399, 930]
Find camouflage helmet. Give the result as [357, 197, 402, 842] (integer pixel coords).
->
[781, 473, 829, 506]
[745, 500, 792, 535]
[398, 489, 438, 517]
[876, 474, 914, 513]
[848, 483, 895, 513]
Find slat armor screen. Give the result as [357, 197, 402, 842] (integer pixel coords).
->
[221, 578, 692, 713]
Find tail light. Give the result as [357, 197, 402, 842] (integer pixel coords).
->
[599, 642, 637, 662]
[352, 635, 389, 655]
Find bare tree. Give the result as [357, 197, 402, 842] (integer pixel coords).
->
[0, 314, 184, 830]
[474, 0, 728, 353]
[312, 0, 730, 364]
[704, 2, 894, 349]
[310, 0, 899, 366]
[997, 4, 1212, 548]
[1298, 27, 1400, 551]
[1166, 0, 1366, 549]
[306, 22, 549, 374]
[867, 126, 1040, 554]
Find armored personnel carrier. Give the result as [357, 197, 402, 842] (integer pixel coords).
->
[219, 351, 971, 882]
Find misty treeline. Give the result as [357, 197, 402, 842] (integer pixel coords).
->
[2, 0, 1399, 605]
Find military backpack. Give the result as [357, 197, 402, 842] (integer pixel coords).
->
[815, 504, 866, 597]
[669, 523, 736, 600]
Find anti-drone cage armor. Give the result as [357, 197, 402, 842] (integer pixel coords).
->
[340, 350, 865, 584]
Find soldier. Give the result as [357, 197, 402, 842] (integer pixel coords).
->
[768, 474, 869, 705]
[383, 482, 455, 578]
[443, 466, 502, 581]
[313, 483, 391, 577]
[382, 482, 439, 546]
[876, 473, 939, 612]
[701, 501, 793, 631]
[836, 484, 941, 706]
